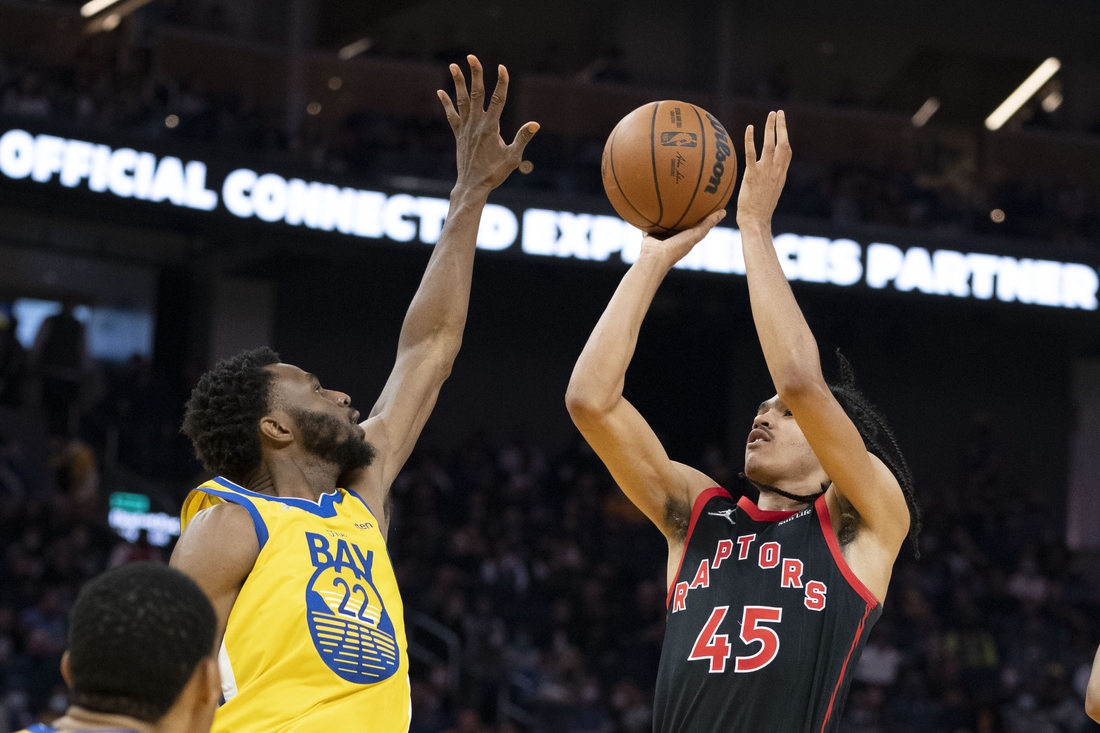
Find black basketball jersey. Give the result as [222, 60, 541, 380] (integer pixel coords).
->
[653, 488, 882, 733]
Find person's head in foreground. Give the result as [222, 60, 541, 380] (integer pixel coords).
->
[181, 347, 376, 488]
[40, 562, 219, 733]
[742, 352, 922, 553]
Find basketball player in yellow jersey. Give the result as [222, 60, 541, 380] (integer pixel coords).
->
[169, 55, 539, 733]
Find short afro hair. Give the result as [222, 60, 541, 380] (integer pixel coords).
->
[182, 347, 280, 482]
[68, 562, 217, 722]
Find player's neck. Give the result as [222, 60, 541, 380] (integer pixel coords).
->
[51, 706, 154, 732]
[247, 452, 340, 502]
[755, 491, 813, 512]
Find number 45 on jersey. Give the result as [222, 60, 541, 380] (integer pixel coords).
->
[689, 605, 782, 674]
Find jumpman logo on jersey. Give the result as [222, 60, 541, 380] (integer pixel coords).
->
[707, 509, 736, 525]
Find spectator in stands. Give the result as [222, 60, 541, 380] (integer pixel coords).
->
[1, 71, 51, 118]
[0, 313, 27, 407]
[31, 303, 87, 438]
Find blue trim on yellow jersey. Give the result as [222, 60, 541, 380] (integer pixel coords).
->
[210, 477, 345, 518]
[198, 485, 270, 550]
[24, 725, 55, 733]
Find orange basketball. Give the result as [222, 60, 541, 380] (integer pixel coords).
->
[601, 101, 736, 235]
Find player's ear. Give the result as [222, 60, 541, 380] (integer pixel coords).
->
[60, 650, 73, 687]
[199, 655, 221, 706]
[259, 413, 294, 445]
[174, 655, 221, 727]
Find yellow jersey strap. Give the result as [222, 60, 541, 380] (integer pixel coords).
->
[182, 478, 271, 550]
[182, 478, 370, 552]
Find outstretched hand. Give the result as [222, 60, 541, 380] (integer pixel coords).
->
[638, 210, 726, 269]
[438, 55, 539, 193]
[737, 110, 792, 226]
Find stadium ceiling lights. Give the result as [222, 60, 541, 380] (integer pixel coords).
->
[910, 98, 940, 128]
[338, 37, 374, 61]
[985, 57, 1061, 131]
[80, 0, 155, 33]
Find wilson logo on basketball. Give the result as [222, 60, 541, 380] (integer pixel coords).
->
[659, 132, 698, 148]
[704, 113, 732, 195]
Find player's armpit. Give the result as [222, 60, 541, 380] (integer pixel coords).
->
[782, 382, 910, 550]
[170, 502, 259, 649]
[568, 392, 715, 540]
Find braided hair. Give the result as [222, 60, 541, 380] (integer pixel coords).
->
[828, 351, 921, 557]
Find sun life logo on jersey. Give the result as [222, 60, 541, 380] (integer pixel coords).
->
[776, 507, 812, 526]
[304, 531, 399, 684]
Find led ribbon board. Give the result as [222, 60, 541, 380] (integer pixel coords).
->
[1, 128, 1097, 310]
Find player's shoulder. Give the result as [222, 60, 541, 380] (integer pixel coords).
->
[171, 498, 260, 584]
[18, 724, 56, 733]
[175, 492, 261, 564]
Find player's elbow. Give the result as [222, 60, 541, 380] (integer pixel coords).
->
[565, 382, 611, 428]
[774, 367, 827, 405]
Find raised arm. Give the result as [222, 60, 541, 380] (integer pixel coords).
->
[566, 212, 724, 542]
[352, 56, 537, 519]
[737, 111, 910, 576]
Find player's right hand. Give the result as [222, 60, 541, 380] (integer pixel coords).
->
[438, 55, 539, 193]
[638, 210, 726, 270]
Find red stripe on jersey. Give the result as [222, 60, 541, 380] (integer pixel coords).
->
[813, 495, 879, 607]
[819, 602, 874, 732]
[736, 495, 799, 522]
[665, 487, 731, 609]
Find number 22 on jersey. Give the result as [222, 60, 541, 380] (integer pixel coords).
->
[688, 605, 783, 674]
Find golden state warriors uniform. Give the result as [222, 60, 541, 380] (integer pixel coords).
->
[181, 478, 409, 733]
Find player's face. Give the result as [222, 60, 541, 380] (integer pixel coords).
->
[743, 395, 824, 486]
[267, 363, 376, 473]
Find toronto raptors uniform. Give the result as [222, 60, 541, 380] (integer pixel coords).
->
[654, 487, 881, 733]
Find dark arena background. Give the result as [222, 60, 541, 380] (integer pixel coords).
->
[1, 1, 1100, 731]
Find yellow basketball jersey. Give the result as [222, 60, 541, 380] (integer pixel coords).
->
[181, 478, 410, 733]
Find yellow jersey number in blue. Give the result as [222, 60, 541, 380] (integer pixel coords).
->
[304, 531, 399, 683]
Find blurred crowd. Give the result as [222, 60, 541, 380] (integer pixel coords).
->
[3, 30, 1100, 252]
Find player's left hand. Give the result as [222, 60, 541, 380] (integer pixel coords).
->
[438, 55, 539, 193]
[736, 110, 792, 226]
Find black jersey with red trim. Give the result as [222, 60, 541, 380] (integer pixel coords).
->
[653, 488, 882, 733]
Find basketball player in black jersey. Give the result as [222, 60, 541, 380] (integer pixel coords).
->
[566, 111, 920, 732]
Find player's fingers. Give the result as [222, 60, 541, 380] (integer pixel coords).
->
[663, 209, 726, 249]
[690, 209, 726, 239]
[449, 63, 469, 116]
[488, 64, 509, 118]
[776, 110, 790, 153]
[509, 121, 540, 158]
[744, 124, 757, 165]
[437, 90, 460, 132]
[763, 111, 776, 157]
[467, 54, 485, 111]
